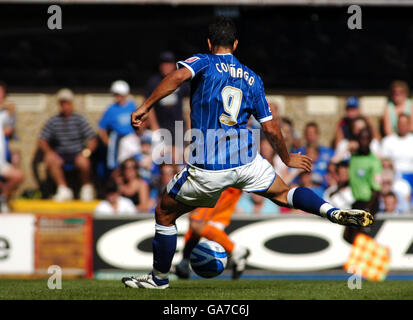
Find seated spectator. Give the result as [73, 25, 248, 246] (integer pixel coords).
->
[324, 161, 354, 209]
[273, 117, 301, 183]
[94, 179, 137, 216]
[0, 81, 16, 163]
[332, 116, 380, 163]
[293, 122, 334, 187]
[98, 80, 137, 171]
[137, 134, 161, 188]
[381, 158, 411, 202]
[334, 96, 378, 147]
[0, 103, 24, 211]
[382, 80, 413, 136]
[38, 88, 97, 201]
[117, 158, 154, 212]
[381, 192, 404, 214]
[379, 171, 409, 214]
[381, 114, 413, 191]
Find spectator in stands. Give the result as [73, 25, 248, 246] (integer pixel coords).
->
[98, 80, 137, 171]
[381, 192, 401, 214]
[324, 161, 354, 209]
[137, 134, 161, 189]
[381, 114, 413, 192]
[273, 117, 301, 183]
[346, 128, 382, 243]
[146, 51, 190, 136]
[381, 158, 411, 202]
[382, 80, 413, 136]
[94, 178, 137, 216]
[39, 88, 97, 201]
[379, 170, 409, 214]
[333, 97, 378, 147]
[0, 81, 16, 164]
[117, 158, 154, 212]
[0, 95, 24, 211]
[334, 97, 361, 147]
[332, 116, 380, 163]
[293, 122, 334, 187]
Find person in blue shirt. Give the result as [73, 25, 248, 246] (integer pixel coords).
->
[292, 122, 334, 188]
[98, 80, 137, 170]
[122, 16, 374, 290]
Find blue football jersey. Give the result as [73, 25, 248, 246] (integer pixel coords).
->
[177, 53, 272, 170]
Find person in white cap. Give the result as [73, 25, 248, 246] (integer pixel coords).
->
[39, 88, 98, 201]
[98, 80, 137, 171]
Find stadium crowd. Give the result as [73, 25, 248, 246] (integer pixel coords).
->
[1, 54, 413, 216]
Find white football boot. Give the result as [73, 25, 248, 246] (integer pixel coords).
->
[122, 273, 169, 289]
[328, 209, 374, 227]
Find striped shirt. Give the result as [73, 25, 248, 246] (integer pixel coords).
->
[177, 53, 272, 170]
[40, 113, 96, 155]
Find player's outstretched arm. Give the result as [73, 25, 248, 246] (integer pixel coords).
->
[261, 120, 312, 172]
[131, 67, 192, 129]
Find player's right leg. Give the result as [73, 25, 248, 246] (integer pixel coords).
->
[254, 175, 374, 227]
[122, 190, 195, 289]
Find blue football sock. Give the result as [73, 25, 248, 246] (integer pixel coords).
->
[152, 223, 177, 285]
[287, 187, 338, 219]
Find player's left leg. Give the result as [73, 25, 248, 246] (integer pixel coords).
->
[122, 190, 195, 289]
[238, 155, 373, 227]
[254, 176, 374, 227]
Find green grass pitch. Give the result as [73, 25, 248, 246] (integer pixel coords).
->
[0, 279, 412, 300]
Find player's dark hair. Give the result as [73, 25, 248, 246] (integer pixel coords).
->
[208, 16, 237, 48]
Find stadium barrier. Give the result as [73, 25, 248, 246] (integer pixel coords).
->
[1, 212, 412, 278]
[93, 213, 413, 277]
[0, 212, 93, 278]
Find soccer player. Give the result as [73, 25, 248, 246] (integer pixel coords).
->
[174, 187, 247, 280]
[122, 17, 373, 289]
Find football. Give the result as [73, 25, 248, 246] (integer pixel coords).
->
[190, 240, 228, 278]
